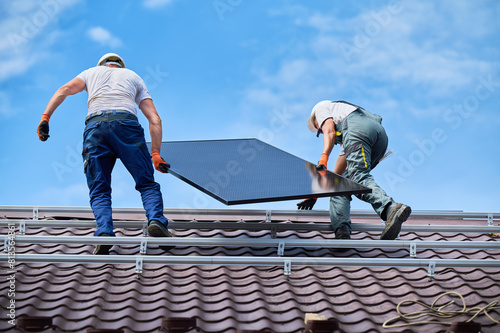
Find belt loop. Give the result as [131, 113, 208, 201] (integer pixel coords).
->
[112, 109, 116, 115]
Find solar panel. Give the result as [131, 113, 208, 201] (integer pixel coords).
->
[148, 139, 371, 205]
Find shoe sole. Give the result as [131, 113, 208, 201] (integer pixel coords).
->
[148, 222, 174, 252]
[336, 234, 351, 240]
[333, 238, 351, 253]
[93, 244, 112, 255]
[334, 228, 351, 252]
[380, 204, 412, 240]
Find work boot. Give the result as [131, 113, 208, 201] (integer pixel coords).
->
[93, 233, 113, 255]
[381, 203, 412, 240]
[335, 224, 351, 239]
[333, 224, 351, 253]
[147, 220, 174, 252]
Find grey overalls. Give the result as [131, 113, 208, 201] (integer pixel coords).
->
[329, 102, 395, 232]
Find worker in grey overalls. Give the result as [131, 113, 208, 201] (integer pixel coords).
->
[298, 100, 411, 240]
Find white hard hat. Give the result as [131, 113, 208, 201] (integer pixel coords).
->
[307, 100, 331, 134]
[97, 53, 125, 68]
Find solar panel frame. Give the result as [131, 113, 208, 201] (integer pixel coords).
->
[148, 138, 371, 205]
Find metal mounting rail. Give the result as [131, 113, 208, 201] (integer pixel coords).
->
[1, 219, 500, 234]
[5, 236, 500, 257]
[1, 205, 499, 220]
[1, 254, 499, 277]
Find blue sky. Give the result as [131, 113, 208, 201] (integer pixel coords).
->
[1, 0, 499, 213]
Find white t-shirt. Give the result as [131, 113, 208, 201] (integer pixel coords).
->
[313, 101, 358, 129]
[77, 66, 151, 117]
[313, 101, 358, 156]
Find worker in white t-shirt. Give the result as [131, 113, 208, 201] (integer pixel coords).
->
[298, 100, 411, 241]
[37, 53, 173, 254]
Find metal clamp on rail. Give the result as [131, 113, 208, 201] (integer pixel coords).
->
[266, 210, 271, 223]
[427, 261, 436, 278]
[140, 239, 148, 254]
[19, 221, 26, 235]
[270, 226, 277, 239]
[135, 257, 143, 273]
[410, 242, 417, 258]
[4, 237, 9, 253]
[284, 260, 291, 276]
[277, 241, 285, 256]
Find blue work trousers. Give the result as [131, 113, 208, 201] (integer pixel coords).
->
[329, 109, 394, 232]
[82, 117, 168, 236]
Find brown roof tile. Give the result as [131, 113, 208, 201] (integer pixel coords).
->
[1, 208, 499, 332]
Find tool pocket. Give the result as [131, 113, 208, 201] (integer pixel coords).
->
[344, 142, 362, 157]
[135, 141, 150, 155]
[82, 151, 95, 180]
[334, 119, 349, 145]
[344, 142, 368, 169]
[117, 119, 141, 128]
[84, 121, 100, 133]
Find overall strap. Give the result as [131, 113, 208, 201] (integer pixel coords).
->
[332, 100, 364, 110]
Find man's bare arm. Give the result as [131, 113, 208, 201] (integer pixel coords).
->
[321, 118, 336, 156]
[44, 77, 86, 117]
[139, 98, 162, 154]
[333, 154, 347, 174]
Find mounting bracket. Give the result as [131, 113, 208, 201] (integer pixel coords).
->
[19, 221, 26, 235]
[135, 257, 143, 274]
[283, 260, 291, 276]
[427, 261, 436, 278]
[277, 241, 285, 256]
[140, 239, 148, 254]
[270, 226, 277, 239]
[409, 242, 417, 258]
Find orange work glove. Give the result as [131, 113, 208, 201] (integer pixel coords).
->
[37, 114, 50, 141]
[316, 153, 328, 171]
[151, 151, 170, 173]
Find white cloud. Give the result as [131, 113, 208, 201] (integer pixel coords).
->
[231, 1, 500, 165]
[87, 26, 122, 48]
[241, 1, 498, 120]
[0, 0, 80, 82]
[344, 3, 488, 88]
[303, 13, 335, 33]
[0, 54, 37, 82]
[143, 0, 174, 9]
